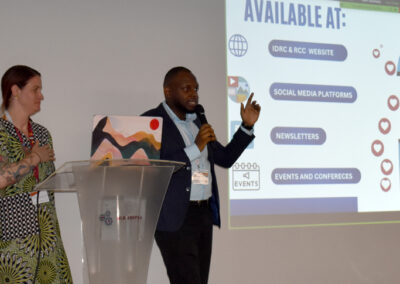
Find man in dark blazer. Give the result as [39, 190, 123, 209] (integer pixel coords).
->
[142, 66, 260, 284]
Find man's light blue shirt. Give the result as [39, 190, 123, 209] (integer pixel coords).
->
[163, 101, 212, 201]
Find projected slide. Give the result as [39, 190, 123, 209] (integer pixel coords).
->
[226, 0, 400, 228]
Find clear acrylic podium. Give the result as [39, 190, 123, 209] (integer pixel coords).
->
[35, 159, 184, 284]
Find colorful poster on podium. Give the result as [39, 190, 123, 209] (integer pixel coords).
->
[91, 115, 162, 160]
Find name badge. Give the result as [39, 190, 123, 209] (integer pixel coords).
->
[192, 171, 209, 185]
[30, 191, 50, 205]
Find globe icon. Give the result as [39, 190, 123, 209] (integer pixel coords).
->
[229, 34, 248, 57]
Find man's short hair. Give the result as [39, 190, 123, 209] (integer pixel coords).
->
[163, 66, 192, 87]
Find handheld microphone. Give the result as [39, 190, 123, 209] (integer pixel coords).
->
[194, 104, 216, 152]
[195, 104, 208, 125]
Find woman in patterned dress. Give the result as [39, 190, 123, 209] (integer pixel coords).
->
[0, 65, 73, 283]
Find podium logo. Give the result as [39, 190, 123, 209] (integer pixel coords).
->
[117, 215, 143, 221]
[99, 210, 113, 226]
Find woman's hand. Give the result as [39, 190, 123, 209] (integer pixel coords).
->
[30, 141, 55, 164]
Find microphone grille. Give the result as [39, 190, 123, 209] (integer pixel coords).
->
[195, 104, 205, 114]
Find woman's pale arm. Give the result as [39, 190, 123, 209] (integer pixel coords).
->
[0, 141, 55, 189]
[0, 153, 39, 189]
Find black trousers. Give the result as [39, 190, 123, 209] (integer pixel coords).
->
[155, 202, 213, 284]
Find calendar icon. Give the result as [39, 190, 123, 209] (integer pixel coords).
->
[232, 162, 260, 191]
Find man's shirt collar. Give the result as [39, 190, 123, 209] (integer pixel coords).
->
[162, 101, 197, 123]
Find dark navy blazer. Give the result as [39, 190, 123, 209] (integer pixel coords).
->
[142, 103, 254, 231]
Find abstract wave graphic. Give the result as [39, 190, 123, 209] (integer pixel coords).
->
[91, 116, 161, 160]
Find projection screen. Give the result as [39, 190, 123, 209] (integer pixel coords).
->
[226, 0, 400, 228]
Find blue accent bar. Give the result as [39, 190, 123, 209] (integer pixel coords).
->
[231, 197, 358, 216]
[271, 127, 326, 145]
[269, 40, 347, 61]
[270, 82, 357, 103]
[271, 168, 361, 184]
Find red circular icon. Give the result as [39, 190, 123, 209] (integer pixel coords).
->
[372, 48, 380, 58]
[385, 61, 396, 75]
[388, 95, 399, 111]
[371, 140, 384, 156]
[150, 119, 160, 130]
[380, 178, 391, 192]
[378, 118, 391, 134]
[380, 159, 393, 175]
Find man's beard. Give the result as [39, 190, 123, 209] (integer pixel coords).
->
[177, 102, 196, 114]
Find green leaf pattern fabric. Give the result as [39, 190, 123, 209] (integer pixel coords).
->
[0, 118, 73, 283]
